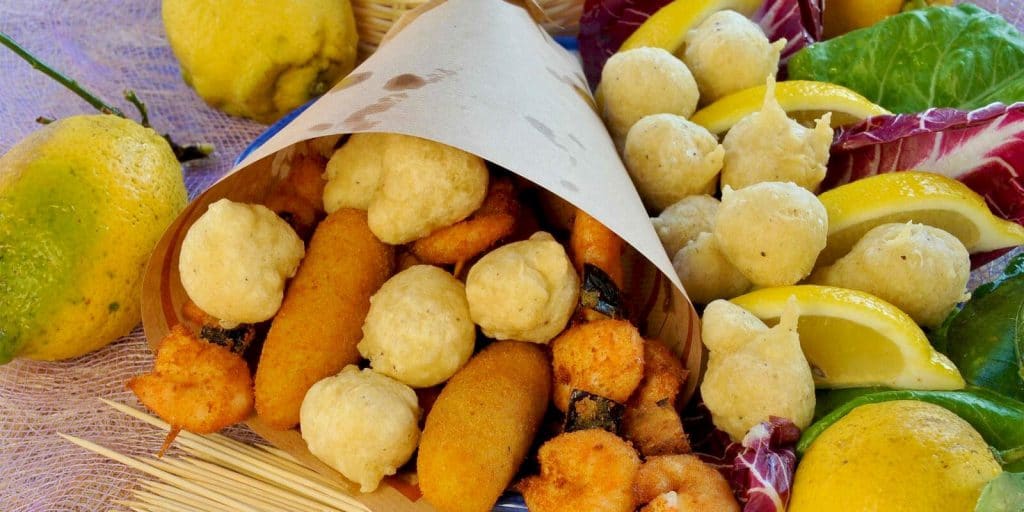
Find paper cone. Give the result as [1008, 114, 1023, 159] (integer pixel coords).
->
[141, 0, 703, 508]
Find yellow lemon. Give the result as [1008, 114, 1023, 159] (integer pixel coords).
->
[690, 80, 891, 135]
[730, 285, 964, 390]
[619, 0, 763, 55]
[163, 0, 358, 123]
[791, 400, 1001, 512]
[823, 0, 954, 39]
[817, 171, 1024, 266]
[0, 115, 186, 362]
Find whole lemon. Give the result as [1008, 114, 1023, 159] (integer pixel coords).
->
[162, 0, 358, 123]
[823, 0, 954, 38]
[790, 400, 1001, 512]
[0, 115, 187, 363]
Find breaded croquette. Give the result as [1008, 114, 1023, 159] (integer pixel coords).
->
[419, 341, 551, 512]
[254, 208, 394, 430]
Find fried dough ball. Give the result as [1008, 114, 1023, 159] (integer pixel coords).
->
[634, 455, 740, 510]
[624, 114, 725, 211]
[465, 232, 579, 344]
[322, 133, 393, 212]
[550, 319, 645, 411]
[721, 78, 834, 192]
[714, 182, 827, 286]
[179, 199, 304, 326]
[682, 10, 785, 103]
[672, 232, 752, 304]
[810, 223, 970, 327]
[366, 134, 488, 244]
[521, 430, 641, 512]
[652, 195, 719, 256]
[700, 299, 815, 440]
[598, 47, 700, 143]
[300, 366, 420, 493]
[623, 340, 691, 457]
[358, 265, 475, 388]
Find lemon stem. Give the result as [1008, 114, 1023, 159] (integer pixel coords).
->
[0, 30, 212, 163]
[0, 30, 126, 117]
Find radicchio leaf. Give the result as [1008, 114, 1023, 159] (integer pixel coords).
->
[754, 0, 823, 71]
[577, 0, 672, 88]
[731, 418, 801, 512]
[578, 0, 823, 88]
[685, 402, 801, 511]
[824, 102, 1024, 267]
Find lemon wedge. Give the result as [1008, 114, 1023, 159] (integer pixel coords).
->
[730, 285, 965, 390]
[817, 171, 1024, 266]
[619, 0, 763, 55]
[690, 80, 891, 135]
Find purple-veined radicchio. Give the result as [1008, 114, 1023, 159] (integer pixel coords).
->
[825, 102, 1024, 226]
[577, 0, 672, 88]
[686, 402, 801, 512]
[731, 417, 801, 512]
[755, 0, 823, 71]
[577, 0, 823, 89]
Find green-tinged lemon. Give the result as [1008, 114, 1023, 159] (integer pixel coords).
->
[690, 80, 891, 135]
[619, 0, 763, 55]
[163, 0, 358, 123]
[730, 285, 965, 390]
[790, 400, 1001, 512]
[0, 115, 187, 363]
[817, 171, 1024, 266]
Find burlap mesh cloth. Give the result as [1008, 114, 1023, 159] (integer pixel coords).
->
[0, 0, 1022, 510]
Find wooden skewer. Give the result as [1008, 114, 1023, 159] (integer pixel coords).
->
[113, 500, 157, 512]
[58, 434, 262, 512]
[142, 456, 304, 512]
[175, 437, 363, 509]
[137, 480, 227, 511]
[133, 489, 205, 512]
[100, 399, 368, 511]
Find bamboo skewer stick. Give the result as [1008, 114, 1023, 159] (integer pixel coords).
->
[58, 434, 262, 512]
[137, 481, 226, 511]
[143, 456, 308, 512]
[74, 400, 374, 512]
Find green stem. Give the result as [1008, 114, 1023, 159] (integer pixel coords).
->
[0, 30, 124, 117]
[1, 30, 213, 163]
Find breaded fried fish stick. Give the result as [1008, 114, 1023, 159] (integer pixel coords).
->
[254, 208, 394, 430]
[418, 341, 551, 512]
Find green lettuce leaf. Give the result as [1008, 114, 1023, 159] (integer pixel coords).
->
[934, 254, 1024, 402]
[788, 4, 1024, 113]
[976, 472, 1024, 512]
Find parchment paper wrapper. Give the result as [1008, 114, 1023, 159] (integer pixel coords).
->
[141, 0, 702, 508]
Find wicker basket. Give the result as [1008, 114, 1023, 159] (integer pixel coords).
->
[352, 0, 583, 58]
